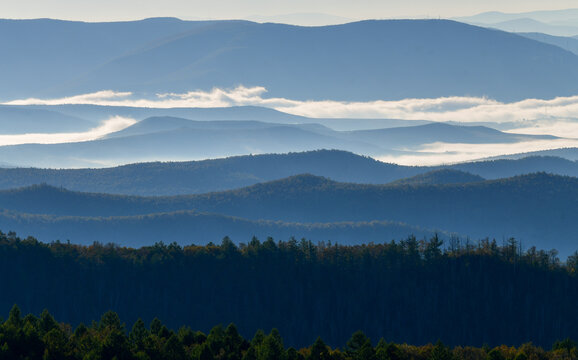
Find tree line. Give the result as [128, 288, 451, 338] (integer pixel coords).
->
[1, 305, 577, 360]
[0, 230, 577, 348]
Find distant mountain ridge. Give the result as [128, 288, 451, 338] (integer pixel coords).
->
[2, 18, 578, 101]
[519, 32, 578, 55]
[0, 106, 95, 134]
[0, 116, 558, 168]
[456, 9, 578, 36]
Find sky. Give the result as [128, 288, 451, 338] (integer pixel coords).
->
[0, 0, 577, 23]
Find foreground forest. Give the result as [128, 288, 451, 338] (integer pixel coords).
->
[1, 306, 577, 360]
[1, 231, 577, 349]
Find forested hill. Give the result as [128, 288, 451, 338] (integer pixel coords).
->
[0, 150, 577, 195]
[0, 172, 577, 255]
[389, 169, 485, 185]
[0, 150, 420, 195]
[0, 231, 576, 348]
[0, 209, 439, 249]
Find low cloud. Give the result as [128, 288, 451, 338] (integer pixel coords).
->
[378, 138, 578, 166]
[0, 116, 136, 146]
[4, 87, 578, 165]
[5, 90, 133, 106]
[6, 87, 578, 127]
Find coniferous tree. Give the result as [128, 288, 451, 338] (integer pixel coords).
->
[308, 337, 330, 360]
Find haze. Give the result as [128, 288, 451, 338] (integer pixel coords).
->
[1, 0, 577, 23]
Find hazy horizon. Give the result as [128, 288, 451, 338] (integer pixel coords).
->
[1, 1, 578, 24]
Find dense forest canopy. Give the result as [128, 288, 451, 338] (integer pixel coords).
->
[1, 230, 577, 349]
[1, 304, 577, 360]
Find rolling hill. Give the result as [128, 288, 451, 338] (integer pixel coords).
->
[14, 104, 308, 123]
[0, 172, 577, 256]
[0, 150, 576, 195]
[388, 169, 485, 185]
[3, 19, 578, 101]
[4, 103, 432, 132]
[0, 209, 437, 248]
[345, 122, 556, 147]
[483, 147, 578, 161]
[0, 116, 557, 168]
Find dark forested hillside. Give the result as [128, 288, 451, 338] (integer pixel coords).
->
[0, 150, 576, 195]
[0, 150, 420, 194]
[388, 169, 485, 185]
[1, 172, 577, 255]
[450, 155, 578, 178]
[0, 209, 439, 248]
[0, 231, 576, 349]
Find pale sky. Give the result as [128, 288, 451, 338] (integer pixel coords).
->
[0, 0, 577, 22]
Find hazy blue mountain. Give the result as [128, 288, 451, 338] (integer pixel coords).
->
[0, 172, 577, 256]
[519, 32, 578, 55]
[456, 9, 578, 36]
[345, 122, 555, 147]
[0, 209, 438, 248]
[18, 104, 307, 123]
[3, 19, 578, 101]
[478, 18, 578, 37]
[103, 116, 333, 139]
[110, 117, 548, 144]
[71, 20, 578, 101]
[247, 12, 355, 26]
[0, 123, 388, 168]
[0, 17, 214, 100]
[0, 106, 95, 134]
[0, 116, 558, 168]
[0, 150, 576, 195]
[389, 169, 485, 185]
[11, 104, 431, 131]
[482, 148, 578, 161]
[456, 9, 578, 24]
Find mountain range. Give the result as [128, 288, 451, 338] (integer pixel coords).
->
[3, 18, 578, 101]
[0, 116, 558, 168]
[0, 150, 577, 195]
[0, 104, 432, 134]
[456, 9, 578, 36]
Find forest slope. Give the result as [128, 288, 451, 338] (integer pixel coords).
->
[0, 172, 576, 255]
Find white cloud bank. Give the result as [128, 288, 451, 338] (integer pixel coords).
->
[0, 116, 136, 146]
[7, 86, 578, 125]
[379, 138, 578, 166]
